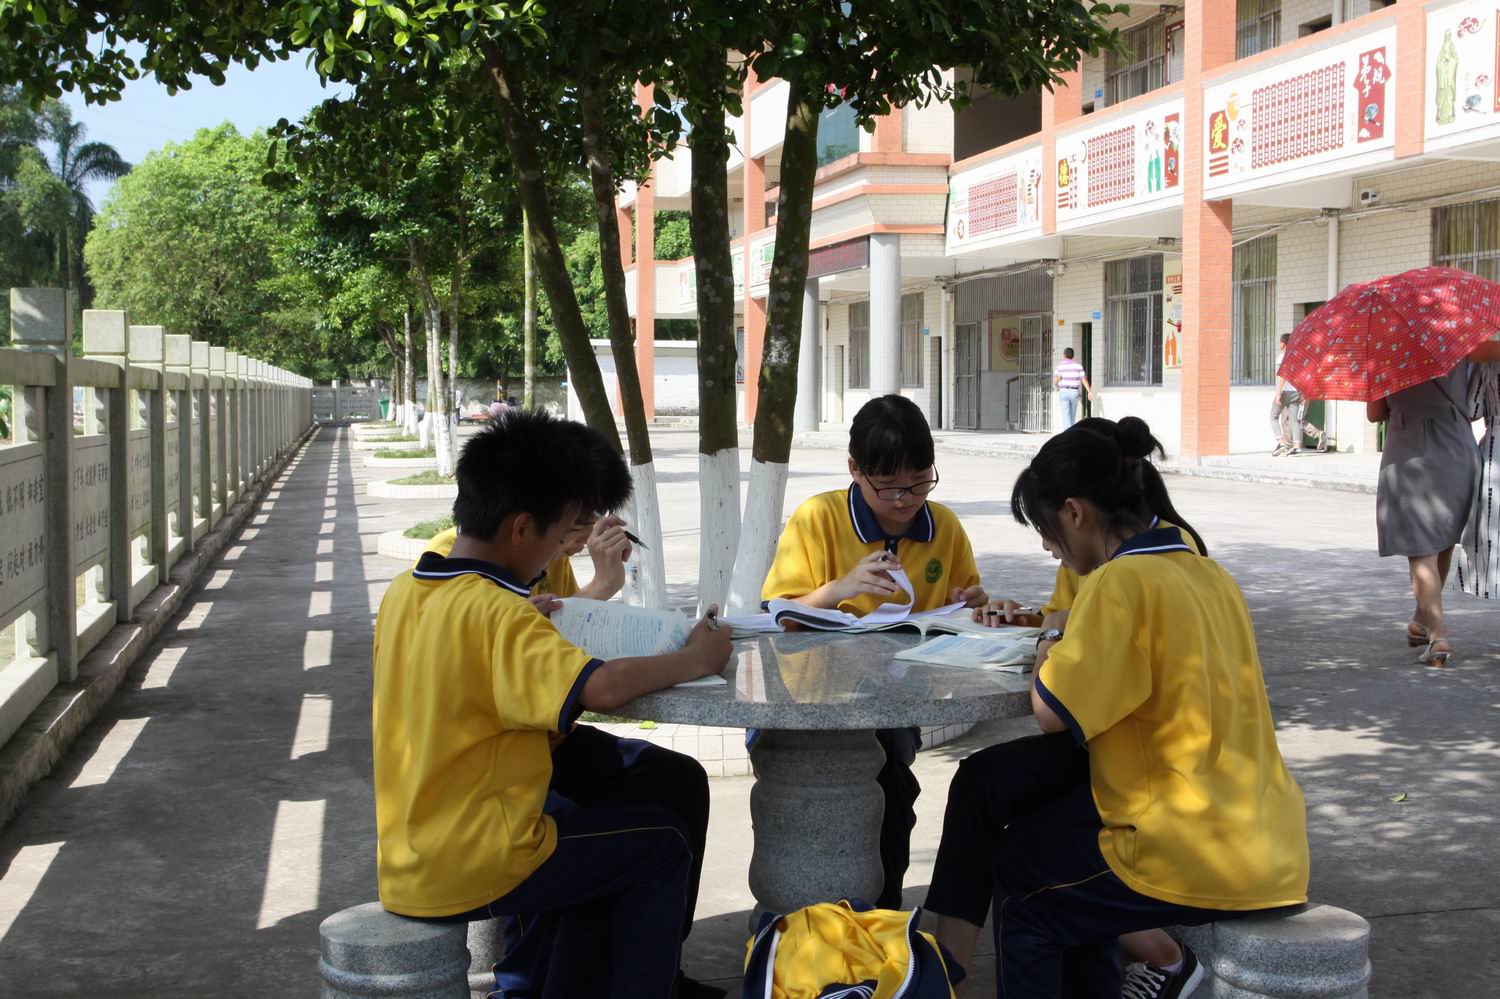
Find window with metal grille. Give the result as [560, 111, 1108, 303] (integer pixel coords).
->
[1236, 0, 1281, 59]
[1105, 256, 1164, 386]
[849, 301, 871, 389]
[899, 293, 924, 388]
[1105, 17, 1166, 107]
[1433, 199, 1500, 282]
[1232, 235, 1278, 385]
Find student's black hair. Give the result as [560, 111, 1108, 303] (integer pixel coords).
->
[848, 394, 935, 478]
[453, 409, 632, 541]
[1063, 347, 1076, 359]
[1011, 416, 1207, 557]
[1279, 333, 1291, 345]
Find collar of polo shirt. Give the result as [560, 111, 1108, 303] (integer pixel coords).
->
[412, 551, 537, 595]
[1110, 517, 1191, 560]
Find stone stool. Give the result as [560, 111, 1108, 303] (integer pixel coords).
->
[319, 902, 471, 998]
[466, 919, 505, 997]
[1175, 904, 1372, 998]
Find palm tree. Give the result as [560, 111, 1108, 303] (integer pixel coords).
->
[37, 102, 128, 307]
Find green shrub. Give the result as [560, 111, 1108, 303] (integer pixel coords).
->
[375, 448, 436, 459]
[391, 471, 455, 486]
[403, 513, 455, 540]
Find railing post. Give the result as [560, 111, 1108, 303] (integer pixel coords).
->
[166, 334, 193, 554]
[191, 341, 211, 536]
[211, 347, 230, 514]
[225, 351, 242, 502]
[12, 289, 78, 679]
[129, 326, 169, 583]
[82, 310, 131, 628]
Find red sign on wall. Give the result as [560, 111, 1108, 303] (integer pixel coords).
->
[807, 237, 870, 280]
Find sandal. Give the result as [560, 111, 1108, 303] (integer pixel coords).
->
[1416, 639, 1451, 668]
[1406, 623, 1430, 648]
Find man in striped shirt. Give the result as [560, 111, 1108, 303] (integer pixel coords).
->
[1053, 348, 1093, 429]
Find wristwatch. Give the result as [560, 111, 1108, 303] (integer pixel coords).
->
[1036, 628, 1064, 647]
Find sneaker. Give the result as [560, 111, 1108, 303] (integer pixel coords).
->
[1121, 944, 1204, 999]
[1271, 444, 1289, 457]
[1287, 446, 1302, 456]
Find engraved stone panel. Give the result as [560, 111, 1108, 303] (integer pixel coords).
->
[128, 427, 151, 533]
[0, 447, 48, 623]
[72, 437, 111, 568]
[165, 422, 180, 515]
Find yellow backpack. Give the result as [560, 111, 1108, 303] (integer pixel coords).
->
[741, 900, 962, 999]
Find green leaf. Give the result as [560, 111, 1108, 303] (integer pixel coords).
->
[349, 9, 368, 36]
[394, 30, 410, 46]
[383, 3, 409, 27]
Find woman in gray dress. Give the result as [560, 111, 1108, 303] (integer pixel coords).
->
[1369, 361, 1487, 666]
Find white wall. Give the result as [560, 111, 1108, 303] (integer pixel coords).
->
[566, 343, 701, 421]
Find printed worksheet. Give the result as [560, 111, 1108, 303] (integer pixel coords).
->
[551, 598, 691, 661]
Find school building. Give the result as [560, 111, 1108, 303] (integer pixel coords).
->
[617, 0, 1500, 459]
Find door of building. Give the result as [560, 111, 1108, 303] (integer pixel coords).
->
[1078, 322, 1094, 420]
[1018, 314, 1054, 433]
[832, 345, 845, 424]
[955, 322, 980, 430]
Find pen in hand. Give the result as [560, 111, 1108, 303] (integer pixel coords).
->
[623, 529, 649, 551]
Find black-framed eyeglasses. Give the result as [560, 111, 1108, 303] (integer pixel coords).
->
[863, 469, 940, 501]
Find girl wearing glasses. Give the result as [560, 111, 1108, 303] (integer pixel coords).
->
[761, 394, 990, 911]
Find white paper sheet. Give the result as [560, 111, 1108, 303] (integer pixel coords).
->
[892, 633, 1036, 670]
[550, 598, 691, 661]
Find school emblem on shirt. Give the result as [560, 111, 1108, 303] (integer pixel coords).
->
[924, 558, 942, 584]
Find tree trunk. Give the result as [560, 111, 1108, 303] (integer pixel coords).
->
[411, 241, 454, 477]
[579, 81, 665, 608]
[381, 326, 403, 422]
[687, 72, 742, 614]
[402, 304, 419, 435]
[447, 218, 465, 473]
[523, 207, 537, 410]
[726, 77, 822, 615]
[478, 36, 620, 449]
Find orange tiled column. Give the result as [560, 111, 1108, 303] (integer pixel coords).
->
[633, 84, 657, 419]
[616, 205, 633, 270]
[1179, 1, 1237, 461]
[1040, 69, 1083, 237]
[873, 108, 904, 153]
[1394, 0, 1427, 160]
[744, 151, 768, 420]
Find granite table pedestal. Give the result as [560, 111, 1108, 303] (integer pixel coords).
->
[617, 631, 1033, 922]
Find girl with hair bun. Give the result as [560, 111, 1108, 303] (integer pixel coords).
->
[925, 417, 1309, 999]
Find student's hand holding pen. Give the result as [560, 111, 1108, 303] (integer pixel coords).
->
[971, 598, 1044, 628]
[685, 604, 733, 676]
[833, 550, 904, 603]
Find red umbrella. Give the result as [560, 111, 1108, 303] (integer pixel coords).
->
[1278, 266, 1500, 402]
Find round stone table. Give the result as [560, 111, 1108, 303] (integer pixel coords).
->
[614, 631, 1033, 920]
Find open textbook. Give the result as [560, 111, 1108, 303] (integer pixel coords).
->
[724, 601, 1018, 637]
[890, 631, 1040, 672]
[548, 599, 727, 688]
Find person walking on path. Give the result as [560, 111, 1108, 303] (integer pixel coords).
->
[1369, 362, 1484, 667]
[1271, 333, 1324, 456]
[1053, 348, 1093, 430]
[1456, 344, 1500, 600]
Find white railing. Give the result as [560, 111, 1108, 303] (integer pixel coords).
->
[0, 289, 314, 750]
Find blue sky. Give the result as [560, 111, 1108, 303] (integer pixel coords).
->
[62, 50, 350, 209]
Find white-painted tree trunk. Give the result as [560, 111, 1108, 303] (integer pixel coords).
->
[697, 448, 741, 615]
[418, 412, 432, 451]
[620, 461, 667, 609]
[725, 460, 790, 616]
[434, 413, 455, 477]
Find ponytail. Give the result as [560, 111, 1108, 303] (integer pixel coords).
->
[1012, 416, 1206, 555]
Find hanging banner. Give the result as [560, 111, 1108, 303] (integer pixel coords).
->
[1162, 254, 1183, 372]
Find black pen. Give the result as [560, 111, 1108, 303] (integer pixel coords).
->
[623, 529, 649, 551]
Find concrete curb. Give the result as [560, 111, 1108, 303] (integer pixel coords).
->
[366, 479, 457, 500]
[790, 432, 1377, 495]
[350, 438, 421, 452]
[0, 423, 317, 830]
[377, 530, 429, 563]
[364, 454, 439, 470]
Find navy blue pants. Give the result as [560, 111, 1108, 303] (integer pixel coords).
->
[926, 732, 1248, 998]
[875, 726, 921, 910]
[435, 726, 710, 999]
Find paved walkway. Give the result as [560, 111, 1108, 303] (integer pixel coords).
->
[0, 424, 1496, 996]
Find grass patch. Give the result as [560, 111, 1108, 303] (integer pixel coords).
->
[391, 471, 456, 486]
[579, 713, 657, 728]
[375, 448, 437, 459]
[403, 513, 454, 540]
[370, 433, 420, 444]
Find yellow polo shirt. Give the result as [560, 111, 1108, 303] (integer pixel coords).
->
[424, 527, 579, 598]
[1040, 519, 1201, 616]
[372, 552, 600, 917]
[1035, 524, 1308, 911]
[762, 484, 981, 616]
